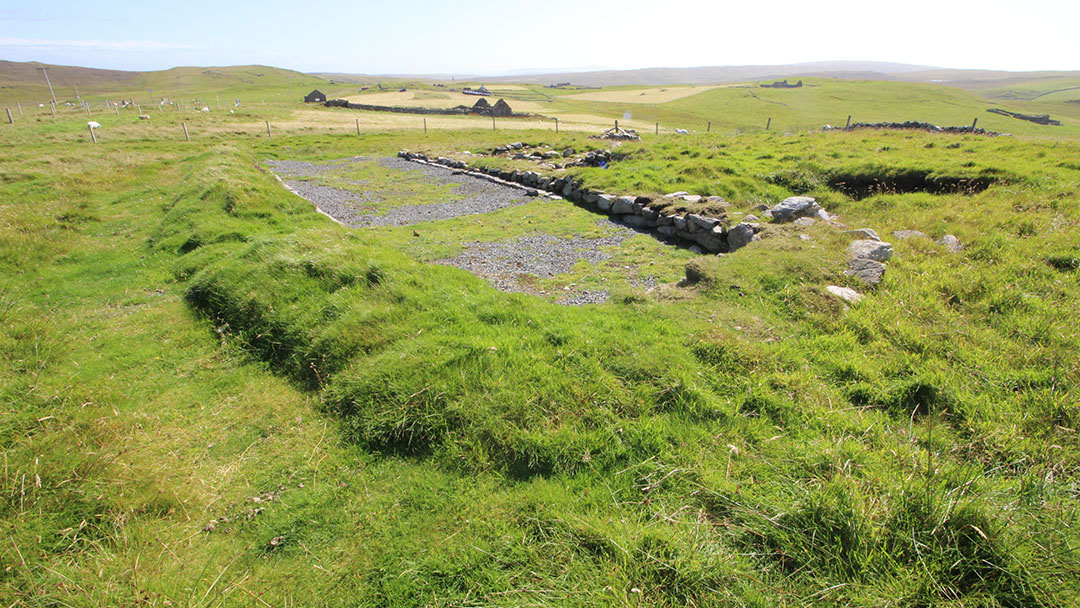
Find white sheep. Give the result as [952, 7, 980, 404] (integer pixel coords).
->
[200, 107, 210, 113]
[87, 121, 101, 129]
[675, 128, 688, 134]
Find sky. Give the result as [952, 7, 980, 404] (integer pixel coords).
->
[1, 0, 1078, 75]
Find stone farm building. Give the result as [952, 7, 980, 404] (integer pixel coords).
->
[491, 99, 512, 117]
[304, 90, 326, 103]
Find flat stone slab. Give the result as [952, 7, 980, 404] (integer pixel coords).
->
[845, 258, 886, 285]
[769, 196, 822, 222]
[826, 285, 864, 303]
[848, 239, 893, 262]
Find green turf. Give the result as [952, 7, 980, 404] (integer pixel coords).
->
[2, 76, 1079, 607]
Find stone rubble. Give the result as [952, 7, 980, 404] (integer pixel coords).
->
[398, 150, 761, 254]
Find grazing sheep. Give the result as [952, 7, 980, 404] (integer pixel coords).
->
[675, 128, 688, 134]
[200, 107, 210, 113]
[87, 121, 101, 129]
[138, 115, 151, 120]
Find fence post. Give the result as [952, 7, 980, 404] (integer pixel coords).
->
[86, 104, 91, 117]
[555, 117, 558, 134]
[766, 117, 771, 130]
[846, 115, 851, 129]
[424, 117, 427, 134]
[17, 102, 22, 117]
[50, 103, 56, 119]
[707, 121, 711, 132]
[492, 115, 495, 131]
[182, 121, 189, 141]
[88, 123, 97, 143]
[265, 120, 272, 137]
[5, 108, 12, 124]
[356, 118, 360, 135]
[655, 122, 658, 134]
[971, 118, 978, 131]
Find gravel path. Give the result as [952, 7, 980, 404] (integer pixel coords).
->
[436, 231, 636, 305]
[264, 157, 531, 227]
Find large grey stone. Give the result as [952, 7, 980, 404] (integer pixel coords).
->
[793, 217, 816, 227]
[769, 196, 822, 222]
[845, 258, 886, 285]
[672, 215, 688, 231]
[694, 226, 726, 252]
[596, 194, 615, 211]
[612, 196, 637, 214]
[622, 215, 653, 228]
[727, 223, 755, 253]
[657, 225, 677, 236]
[687, 213, 721, 232]
[938, 234, 963, 252]
[681, 194, 702, 203]
[848, 239, 893, 262]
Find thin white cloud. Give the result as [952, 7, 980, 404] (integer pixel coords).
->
[0, 37, 196, 51]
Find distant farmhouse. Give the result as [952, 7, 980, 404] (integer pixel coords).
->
[760, 80, 803, 89]
[304, 89, 326, 103]
[463, 86, 492, 97]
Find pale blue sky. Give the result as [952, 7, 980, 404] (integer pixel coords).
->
[1, 0, 1078, 74]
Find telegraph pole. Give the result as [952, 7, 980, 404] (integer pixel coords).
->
[39, 67, 57, 105]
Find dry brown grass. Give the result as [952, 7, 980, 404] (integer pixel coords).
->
[563, 85, 731, 104]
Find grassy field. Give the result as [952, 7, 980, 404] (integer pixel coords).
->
[2, 68, 1080, 606]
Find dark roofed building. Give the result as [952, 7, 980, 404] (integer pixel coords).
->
[491, 98, 513, 117]
[472, 98, 492, 112]
[304, 89, 326, 103]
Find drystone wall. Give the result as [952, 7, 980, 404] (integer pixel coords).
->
[325, 99, 526, 117]
[398, 150, 759, 254]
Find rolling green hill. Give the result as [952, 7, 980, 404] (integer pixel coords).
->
[0, 60, 330, 104]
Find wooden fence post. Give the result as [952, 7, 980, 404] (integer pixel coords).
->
[555, 117, 558, 134]
[17, 102, 22, 117]
[88, 123, 97, 143]
[971, 118, 978, 131]
[655, 122, 658, 134]
[707, 121, 711, 132]
[846, 115, 851, 129]
[182, 122, 189, 141]
[86, 104, 91, 117]
[5, 108, 12, 124]
[766, 117, 772, 130]
[265, 120, 271, 137]
[423, 117, 427, 134]
[356, 118, 360, 135]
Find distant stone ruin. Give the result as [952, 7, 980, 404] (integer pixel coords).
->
[325, 97, 519, 117]
[761, 80, 803, 89]
[491, 99, 513, 117]
[987, 108, 1061, 126]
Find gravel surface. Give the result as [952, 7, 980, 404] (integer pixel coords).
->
[264, 157, 368, 177]
[266, 157, 665, 305]
[265, 156, 531, 227]
[436, 231, 637, 305]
